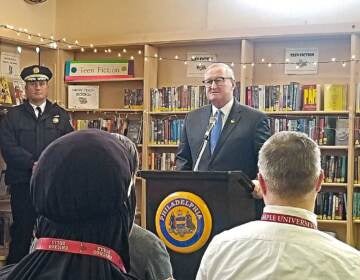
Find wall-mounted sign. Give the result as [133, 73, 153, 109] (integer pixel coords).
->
[65, 60, 134, 81]
[285, 48, 318, 75]
[68, 85, 99, 109]
[0, 52, 20, 78]
[186, 53, 217, 78]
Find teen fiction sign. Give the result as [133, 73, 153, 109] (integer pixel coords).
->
[65, 60, 134, 81]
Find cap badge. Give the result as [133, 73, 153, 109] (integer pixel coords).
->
[33, 67, 40, 74]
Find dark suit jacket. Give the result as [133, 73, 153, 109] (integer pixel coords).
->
[176, 100, 270, 180]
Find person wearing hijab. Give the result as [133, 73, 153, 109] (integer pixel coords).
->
[111, 133, 174, 280]
[0, 129, 138, 280]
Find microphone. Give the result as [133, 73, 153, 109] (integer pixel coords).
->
[193, 116, 217, 171]
[204, 116, 217, 140]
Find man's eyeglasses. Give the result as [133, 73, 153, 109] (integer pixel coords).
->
[26, 81, 48, 87]
[202, 77, 233, 88]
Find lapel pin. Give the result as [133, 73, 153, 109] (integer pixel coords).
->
[230, 119, 235, 124]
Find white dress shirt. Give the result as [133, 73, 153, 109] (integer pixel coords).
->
[29, 101, 46, 118]
[196, 205, 360, 280]
[211, 98, 234, 130]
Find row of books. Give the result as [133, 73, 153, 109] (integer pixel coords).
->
[245, 83, 347, 112]
[353, 156, 360, 184]
[315, 192, 347, 220]
[150, 83, 241, 112]
[150, 86, 209, 112]
[71, 117, 143, 144]
[268, 117, 349, 146]
[148, 152, 176, 171]
[124, 88, 143, 109]
[353, 192, 360, 220]
[322, 154, 347, 183]
[150, 117, 184, 145]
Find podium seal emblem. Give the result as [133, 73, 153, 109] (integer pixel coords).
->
[155, 191, 212, 253]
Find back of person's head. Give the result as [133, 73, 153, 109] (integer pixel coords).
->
[258, 131, 321, 199]
[5, 130, 138, 279]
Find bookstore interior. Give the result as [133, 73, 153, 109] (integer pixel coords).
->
[0, 0, 360, 276]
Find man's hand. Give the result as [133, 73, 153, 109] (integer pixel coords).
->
[251, 179, 263, 199]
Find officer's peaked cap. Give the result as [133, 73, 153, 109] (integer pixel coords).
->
[20, 65, 52, 82]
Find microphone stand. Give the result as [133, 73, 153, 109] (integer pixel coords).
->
[193, 116, 216, 171]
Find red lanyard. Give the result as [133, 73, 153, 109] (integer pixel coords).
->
[261, 212, 317, 229]
[35, 238, 126, 273]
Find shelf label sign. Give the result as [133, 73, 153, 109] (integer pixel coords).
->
[0, 52, 20, 78]
[285, 48, 318, 75]
[65, 60, 134, 81]
[68, 85, 99, 109]
[186, 53, 217, 78]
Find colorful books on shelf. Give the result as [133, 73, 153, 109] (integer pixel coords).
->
[148, 152, 176, 171]
[321, 154, 347, 183]
[124, 88, 143, 109]
[323, 84, 347, 111]
[150, 117, 184, 144]
[150, 85, 209, 112]
[11, 80, 25, 105]
[315, 192, 347, 220]
[353, 192, 360, 219]
[0, 77, 12, 105]
[302, 84, 321, 111]
[268, 116, 347, 146]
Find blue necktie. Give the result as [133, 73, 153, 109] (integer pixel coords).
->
[210, 110, 223, 154]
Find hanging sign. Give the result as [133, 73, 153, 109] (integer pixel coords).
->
[0, 52, 20, 78]
[65, 60, 134, 81]
[285, 48, 318, 75]
[187, 53, 217, 78]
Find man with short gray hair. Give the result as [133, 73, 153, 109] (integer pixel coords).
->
[196, 131, 360, 280]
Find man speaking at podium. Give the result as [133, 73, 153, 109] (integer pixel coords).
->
[176, 63, 270, 184]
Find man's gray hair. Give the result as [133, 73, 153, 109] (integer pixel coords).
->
[206, 63, 235, 80]
[258, 131, 321, 198]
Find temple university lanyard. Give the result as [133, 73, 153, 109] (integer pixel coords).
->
[261, 212, 317, 229]
[35, 238, 126, 273]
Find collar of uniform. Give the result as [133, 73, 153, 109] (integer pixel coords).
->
[264, 205, 318, 227]
[211, 97, 234, 121]
[29, 101, 46, 115]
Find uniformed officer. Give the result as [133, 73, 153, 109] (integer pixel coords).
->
[0, 65, 74, 264]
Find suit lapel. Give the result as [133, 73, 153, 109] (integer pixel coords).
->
[210, 101, 242, 158]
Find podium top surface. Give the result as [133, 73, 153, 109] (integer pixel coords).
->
[138, 170, 247, 181]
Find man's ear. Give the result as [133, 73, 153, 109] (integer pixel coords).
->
[258, 172, 267, 196]
[315, 170, 324, 193]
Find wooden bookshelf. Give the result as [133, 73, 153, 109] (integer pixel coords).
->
[1, 30, 360, 249]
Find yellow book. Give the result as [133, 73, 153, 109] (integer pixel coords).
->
[323, 84, 347, 111]
[0, 77, 13, 105]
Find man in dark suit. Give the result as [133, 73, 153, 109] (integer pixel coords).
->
[176, 62, 270, 181]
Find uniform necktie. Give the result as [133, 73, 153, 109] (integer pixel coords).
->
[210, 110, 223, 154]
[36, 106, 42, 118]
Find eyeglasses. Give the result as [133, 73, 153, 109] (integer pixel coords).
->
[202, 77, 233, 88]
[26, 81, 48, 87]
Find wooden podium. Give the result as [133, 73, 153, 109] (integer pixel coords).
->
[139, 171, 260, 280]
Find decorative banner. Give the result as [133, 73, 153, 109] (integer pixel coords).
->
[155, 191, 212, 254]
[68, 85, 99, 109]
[65, 60, 134, 81]
[285, 48, 318, 75]
[186, 53, 216, 78]
[0, 52, 20, 78]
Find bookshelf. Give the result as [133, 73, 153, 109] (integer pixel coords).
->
[1, 32, 360, 250]
[140, 35, 360, 249]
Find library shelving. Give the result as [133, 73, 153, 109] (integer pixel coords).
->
[1, 31, 360, 249]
